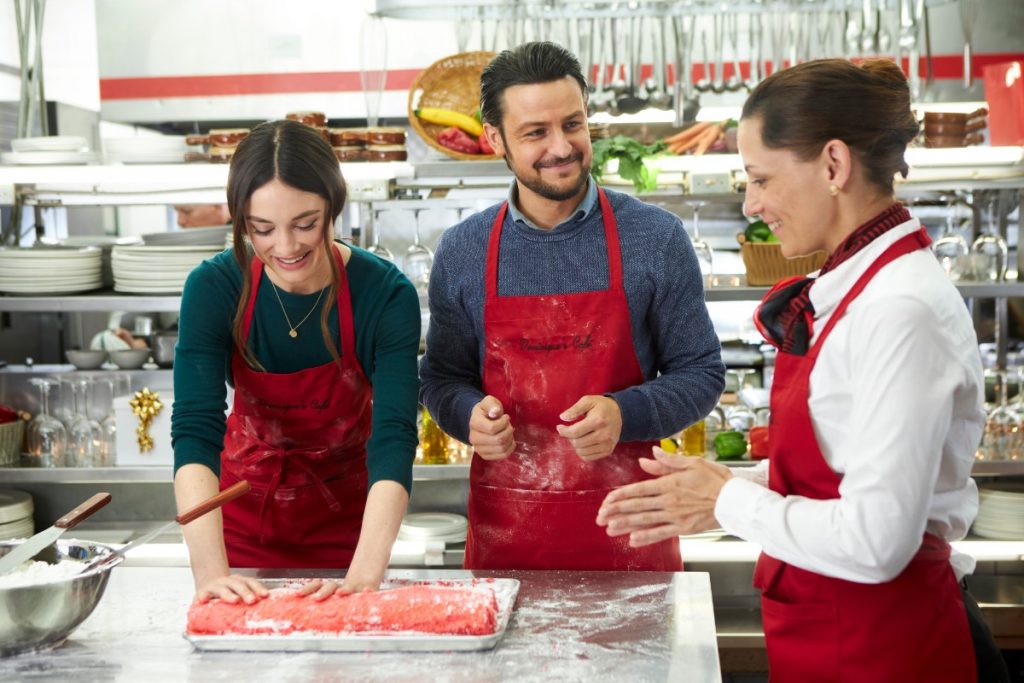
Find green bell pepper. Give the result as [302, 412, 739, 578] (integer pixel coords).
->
[744, 220, 779, 244]
[713, 431, 748, 460]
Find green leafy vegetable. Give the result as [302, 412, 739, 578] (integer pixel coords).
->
[591, 135, 666, 194]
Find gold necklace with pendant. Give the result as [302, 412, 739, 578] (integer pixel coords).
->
[269, 279, 327, 339]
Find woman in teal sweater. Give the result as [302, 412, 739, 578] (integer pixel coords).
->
[171, 120, 420, 604]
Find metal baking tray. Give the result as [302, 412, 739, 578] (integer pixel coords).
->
[183, 578, 520, 652]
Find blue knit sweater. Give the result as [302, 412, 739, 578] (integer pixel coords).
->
[419, 183, 725, 443]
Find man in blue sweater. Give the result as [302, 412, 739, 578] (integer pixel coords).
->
[419, 42, 725, 571]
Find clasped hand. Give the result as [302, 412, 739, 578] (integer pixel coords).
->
[596, 447, 733, 547]
[468, 394, 623, 461]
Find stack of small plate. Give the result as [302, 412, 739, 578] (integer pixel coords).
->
[103, 136, 192, 164]
[143, 226, 230, 247]
[1, 136, 99, 165]
[0, 491, 34, 541]
[0, 246, 104, 295]
[111, 245, 222, 294]
[398, 512, 468, 545]
[972, 482, 1024, 540]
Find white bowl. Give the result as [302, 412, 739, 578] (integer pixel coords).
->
[65, 349, 108, 370]
[109, 349, 150, 369]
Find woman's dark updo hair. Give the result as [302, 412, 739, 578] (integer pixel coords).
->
[741, 58, 919, 194]
[226, 120, 348, 370]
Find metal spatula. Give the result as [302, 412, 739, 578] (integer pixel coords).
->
[0, 492, 112, 575]
[78, 480, 251, 574]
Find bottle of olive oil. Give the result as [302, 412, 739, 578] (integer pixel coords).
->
[420, 405, 450, 465]
[682, 420, 706, 456]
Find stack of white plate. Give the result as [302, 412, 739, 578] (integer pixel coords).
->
[60, 236, 143, 288]
[103, 136, 192, 164]
[0, 490, 34, 541]
[111, 245, 221, 294]
[0, 246, 104, 294]
[972, 482, 1024, 540]
[398, 512, 468, 545]
[143, 226, 230, 247]
[1, 136, 99, 165]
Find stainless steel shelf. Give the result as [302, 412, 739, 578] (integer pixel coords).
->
[0, 463, 472, 483]
[0, 290, 182, 312]
[2, 280, 1023, 314]
[703, 280, 1024, 302]
[6, 460, 1018, 484]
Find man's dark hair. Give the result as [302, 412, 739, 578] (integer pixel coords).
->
[479, 41, 588, 129]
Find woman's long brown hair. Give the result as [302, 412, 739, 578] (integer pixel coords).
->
[225, 120, 348, 371]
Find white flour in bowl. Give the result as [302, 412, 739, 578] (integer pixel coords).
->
[0, 559, 85, 589]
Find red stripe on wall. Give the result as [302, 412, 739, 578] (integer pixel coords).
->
[99, 69, 423, 100]
[100, 53, 1023, 101]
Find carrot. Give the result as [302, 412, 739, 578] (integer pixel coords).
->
[670, 127, 714, 154]
[668, 138, 697, 154]
[693, 124, 724, 156]
[663, 121, 713, 145]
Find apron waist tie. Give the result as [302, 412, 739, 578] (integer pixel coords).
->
[245, 445, 344, 545]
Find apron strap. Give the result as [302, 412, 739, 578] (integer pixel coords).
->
[484, 185, 622, 300]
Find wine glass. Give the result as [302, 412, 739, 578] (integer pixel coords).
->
[94, 376, 119, 467]
[970, 203, 1008, 283]
[932, 196, 969, 280]
[66, 378, 102, 468]
[367, 208, 394, 261]
[26, 378, 66, 468]
[980, 371, 1021, 461]
[703, 404, 727, 458]
[725, 369, 757, 433]
[404, 209, 434, 295]
[685, 199, 714, 285]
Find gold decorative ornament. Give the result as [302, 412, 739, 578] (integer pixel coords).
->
[829, 184, 840, 197]
[129, 387, 163, 453]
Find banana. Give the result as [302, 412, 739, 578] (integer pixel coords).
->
[415, 107, 483, 137]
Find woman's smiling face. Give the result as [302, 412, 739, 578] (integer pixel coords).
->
[738, 116, 836, 258]
[245, 178, 332, 293]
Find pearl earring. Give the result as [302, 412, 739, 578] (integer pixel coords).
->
[829, 184, 839, 197]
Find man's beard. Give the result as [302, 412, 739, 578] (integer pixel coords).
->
[513, 149, 589, 202]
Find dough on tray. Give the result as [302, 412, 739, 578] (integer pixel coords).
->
[187, 584, 499, 637]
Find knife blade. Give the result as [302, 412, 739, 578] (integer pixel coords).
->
[0, 492, 112, 575]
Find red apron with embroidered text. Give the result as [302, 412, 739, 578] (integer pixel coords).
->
[219, 246, 372, 568]
[754, 228, 976, 681]
[465, 188, 682, 571]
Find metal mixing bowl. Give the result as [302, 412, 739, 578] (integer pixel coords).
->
[0, 539, 123, 657]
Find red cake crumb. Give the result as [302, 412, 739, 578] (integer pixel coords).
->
[188, 584, 499, 636]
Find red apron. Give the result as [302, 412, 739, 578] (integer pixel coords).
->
[465, 187, 682, 571]
[754, 228, 976, 682]
[219, 246, 372, 568]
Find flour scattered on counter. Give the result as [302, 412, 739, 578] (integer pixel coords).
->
[0, 559, 85, 588]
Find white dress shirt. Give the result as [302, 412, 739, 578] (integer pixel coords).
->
[716, 218, 984, 583]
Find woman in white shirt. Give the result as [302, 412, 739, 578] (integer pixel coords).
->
[597, 58, 1008, 682]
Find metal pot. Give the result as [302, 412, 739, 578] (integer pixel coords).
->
[152, 331, 177, 368]
[0, 539, 123, 657]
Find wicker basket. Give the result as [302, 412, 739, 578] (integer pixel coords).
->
[738, 236, 828, 286]
[0, 420, 25, 467]
[407, 51, 499, 161]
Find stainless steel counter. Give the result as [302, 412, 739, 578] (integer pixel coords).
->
[0, 568, 720, 683]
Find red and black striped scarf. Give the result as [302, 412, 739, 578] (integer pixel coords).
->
[755, 203, 912, 355]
